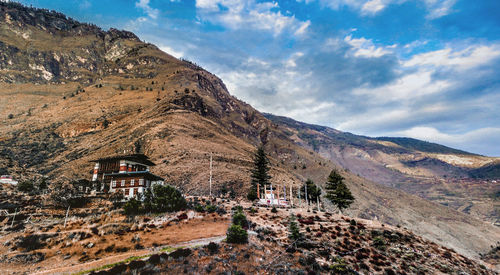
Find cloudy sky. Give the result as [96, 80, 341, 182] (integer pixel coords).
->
[18, 0, 500, 156]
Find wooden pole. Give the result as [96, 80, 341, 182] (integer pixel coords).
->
[298, 186, 301, 207]
[209, 153, 212, 197]
[305, 183, 309, 208]
[257, 183, 260, 199]
[317, 196, 320, 212]
[64, 205, 70, 228]
[11, 208, 17, 227]
[290, 185, 293, 207]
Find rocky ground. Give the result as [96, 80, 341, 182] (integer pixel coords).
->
[0, 188, 496, 274]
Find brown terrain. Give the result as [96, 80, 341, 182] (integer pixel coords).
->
[0, 187, 497, 274]
[0, 2, 499, 273]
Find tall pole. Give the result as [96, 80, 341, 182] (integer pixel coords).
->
[64, 205, 70, 228]
[11, 208, 17, 227]
[209, 153, 212, 197]
[298, 186, 301, 207]
[317, 196, 320, 212]
[290, 185, 293, 207]
[305, 183, 309, 210]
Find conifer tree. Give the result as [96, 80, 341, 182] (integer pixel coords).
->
[325, 169, 354, 212]
[247, 146, 271, 200]
[288, 214, 303, 244]
[300, 179, 321, 204]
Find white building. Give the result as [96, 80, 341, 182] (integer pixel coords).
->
[0, 175, 18, 185]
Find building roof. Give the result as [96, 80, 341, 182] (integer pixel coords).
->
[107, 171, 164, 181]
[89, 154, 156, 166]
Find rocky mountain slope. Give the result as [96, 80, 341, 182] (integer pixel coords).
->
[0, 2, 499, 263]
[264, 113, 500, 226]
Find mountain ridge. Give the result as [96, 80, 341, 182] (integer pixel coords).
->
[0, 2, 499, 264]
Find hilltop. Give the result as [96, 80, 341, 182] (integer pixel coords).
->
[0, 1, 499, 269]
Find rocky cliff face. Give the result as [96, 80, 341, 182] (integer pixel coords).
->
[0, 2, 169, 84]
[0, 2, 499, 263]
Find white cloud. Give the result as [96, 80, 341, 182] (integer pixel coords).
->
[294, 20, 311, 36]
[195, 0, 309, 36]
[159, 45, 184, 58]
[397, 126, 500, 156]
[404, 44, 500, 71]
[361, 0, 386, 15]
[136, 0, 160, 20]
[308, 0, 456, 18]
[344, 35, 392, 57]
[79, 0, 91, 10]
[424, 0, 456, 19]
[352, 69, 451, 101]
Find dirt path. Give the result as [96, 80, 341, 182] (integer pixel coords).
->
[33, 235, 226, 275]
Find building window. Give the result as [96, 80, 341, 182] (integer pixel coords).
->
[111, 180, 116, 187]
[131, 179, 135, 186]
[121, 180, 125, 187]
[139, 179, 144, 186]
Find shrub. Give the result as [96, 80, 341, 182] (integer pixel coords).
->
[49, 182, 86, 208]
[194, 204, 205, 212]
[206, 204, 217, 213]
[151, 184, 187, 212]
[232, 205, 243, 212]
[372, 236, 386, 250]
[226, 224, 248, 244]
[17, 181, 35, 193]
[206, 242, 219, 254]
[16, 234, 44, 251]
[109, 191, 125, 208]
[123, 198, 141, 215]
[329, 257, 354, 274]
[232, 211, 248, 229]
[8, 113, 14, 119]
[271, 206, 278, 213]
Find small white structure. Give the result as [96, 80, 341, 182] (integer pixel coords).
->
[258, 184, 289, 207]
[0, 175, 18, 185]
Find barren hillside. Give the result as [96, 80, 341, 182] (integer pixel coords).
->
[0, 1, 499, 263]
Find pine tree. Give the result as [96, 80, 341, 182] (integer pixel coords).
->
[300, 179, 321, 204]
[325, 169, 354, 212]
[288, 214, 303, 244]
[247, 146, 271, 201]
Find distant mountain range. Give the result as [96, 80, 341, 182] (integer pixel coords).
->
[0, 1, 498, 261]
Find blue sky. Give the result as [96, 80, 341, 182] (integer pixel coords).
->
[16, 0, 500, 156]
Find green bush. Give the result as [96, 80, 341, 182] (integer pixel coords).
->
[232, 205, 244, 212]
[206, 204, 217, 213]
[271, 206, 278, 213]
[17, 181, 35, 193]
[232, 211, 248, 228]
[226, 224, 248, 244]
[151, 184, 187, 212]
[372, 236, 386, 250]
[194, 204, 205, 212]
[123, 198, 141, 215]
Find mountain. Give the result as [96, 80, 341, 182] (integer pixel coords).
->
[0, 2, 499, 263]
[264, 113, 500, 225]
